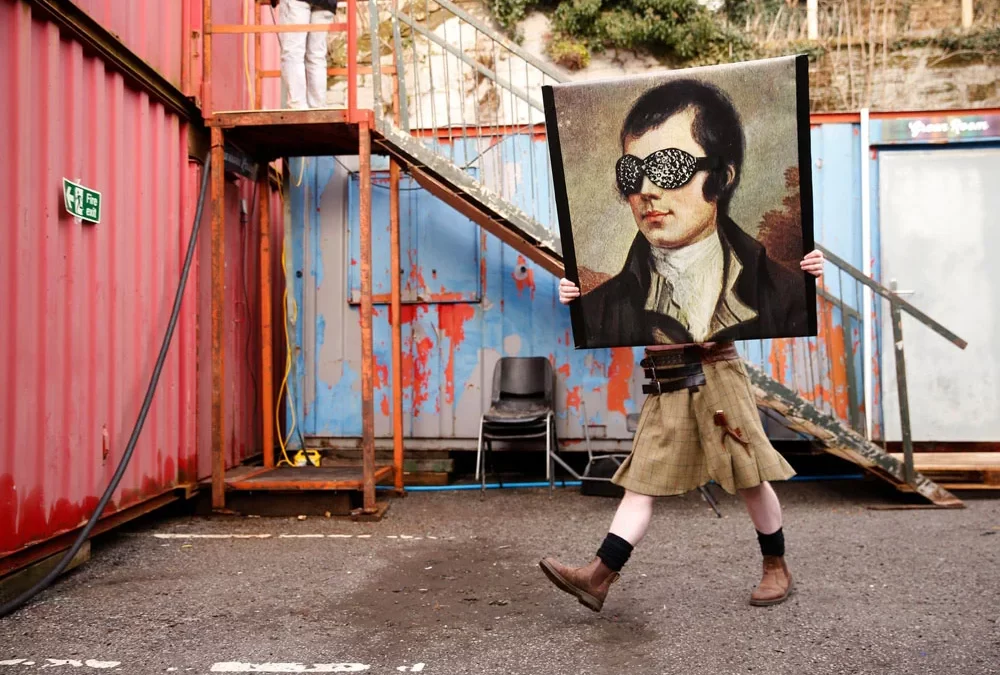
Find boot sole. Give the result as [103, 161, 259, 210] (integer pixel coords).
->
[749, 577, 795, 606]
[538, 559, 603, 612]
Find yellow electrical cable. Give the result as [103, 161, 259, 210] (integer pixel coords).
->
[274, 186, 299, 467]
[295, 157, 306, 187]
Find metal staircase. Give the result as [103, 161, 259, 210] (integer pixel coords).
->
[362, 0, 968, 507]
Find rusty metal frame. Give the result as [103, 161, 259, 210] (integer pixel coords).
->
[390, 158, 405, 493]
[210, 127, 227, 511]
[260, 171, 275, 469]
[358, 120, 377, 512]
[200, 0, 360, 119]
[225, 466, 394, 492]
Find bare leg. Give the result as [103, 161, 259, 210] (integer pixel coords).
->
[739, 481, 793, 606]
[739, 481, 782, 534]
[539, 489, 653, 612]
[608, 489, 656, 546]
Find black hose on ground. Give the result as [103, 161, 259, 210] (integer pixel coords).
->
[0, 151, 213, 619]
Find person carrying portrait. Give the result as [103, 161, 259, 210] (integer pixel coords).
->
[540, 78, 825, 612]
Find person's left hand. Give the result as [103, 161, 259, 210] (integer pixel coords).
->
[801, 249, 824, 278]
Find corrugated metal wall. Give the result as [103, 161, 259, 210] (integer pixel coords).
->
[0, 0, 276, 559]
[284, 122, 880, 447]
[73, 0, 185, 89]
[0, 0, 194, 556]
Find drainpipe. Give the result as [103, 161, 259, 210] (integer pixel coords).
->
[860, 107, 873, 440]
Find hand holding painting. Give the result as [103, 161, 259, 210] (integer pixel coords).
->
[557, 248, 825, 308]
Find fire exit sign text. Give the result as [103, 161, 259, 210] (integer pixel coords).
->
[63, 178, 102, 224]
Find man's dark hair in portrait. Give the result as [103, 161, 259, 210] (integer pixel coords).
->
[578, 78, 808, 347]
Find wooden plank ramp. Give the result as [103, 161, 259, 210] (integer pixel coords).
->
[746, 364, 964, 508]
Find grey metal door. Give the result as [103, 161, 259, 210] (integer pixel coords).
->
[878, 147, 1000, 442]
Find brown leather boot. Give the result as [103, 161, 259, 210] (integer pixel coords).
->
[750, 555, 794, 606]
[538, 556, 619, 612]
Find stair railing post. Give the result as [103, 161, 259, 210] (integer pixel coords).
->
[368, 0, 383, 116]
[889, 281, 916, 486]
[391, 1, 409, 131]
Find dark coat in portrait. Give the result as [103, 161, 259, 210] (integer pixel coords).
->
[577, 216, 807, 348]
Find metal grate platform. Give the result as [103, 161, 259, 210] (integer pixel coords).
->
[224, 464, 394, 491]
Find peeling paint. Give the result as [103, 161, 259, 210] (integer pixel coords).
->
[607, 348, 634, 415]
[566, 386, 582, 412]
[439, 304, 476, 405]
[512, 255, 536, 300]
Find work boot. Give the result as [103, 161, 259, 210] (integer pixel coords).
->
[539, 556, 619, 612]
[749, 555, 794, 606]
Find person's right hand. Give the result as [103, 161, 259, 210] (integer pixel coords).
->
[558, 278, 580, 305]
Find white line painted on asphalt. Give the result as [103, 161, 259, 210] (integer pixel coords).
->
[152, 534, 272, 540]
[396, 665, 425, 673]
[0, 659, 121, 669]
[150, 533, 446, 541]
[210, 663, 369, 673]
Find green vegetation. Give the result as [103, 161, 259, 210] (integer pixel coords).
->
[491, 0, 754, 64]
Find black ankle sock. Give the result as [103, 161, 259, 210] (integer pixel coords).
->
[756, 528, 785, 557]
[596, 533, 634, 572]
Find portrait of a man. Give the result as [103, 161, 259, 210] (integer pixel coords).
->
[543, 55, 816, 349]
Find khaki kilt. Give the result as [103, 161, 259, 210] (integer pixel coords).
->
[611, 347, 795, 497]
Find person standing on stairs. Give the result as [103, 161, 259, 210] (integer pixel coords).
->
[272, 0, 340, 109]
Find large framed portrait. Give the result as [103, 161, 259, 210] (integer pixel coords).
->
[543, 55, 817, 349]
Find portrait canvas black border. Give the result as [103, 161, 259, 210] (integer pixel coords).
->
[544, 56, 818, 350]
[794, 53, 819, 338]
[542, 84, 588, 349]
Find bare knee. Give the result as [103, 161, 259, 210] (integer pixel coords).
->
[738, 481, 772, 502]
[622, 490, 655, 507]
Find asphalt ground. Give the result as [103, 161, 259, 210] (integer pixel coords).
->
[1, 480, 998, 675]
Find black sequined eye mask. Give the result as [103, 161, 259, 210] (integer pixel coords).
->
[616, 148, 720, 196]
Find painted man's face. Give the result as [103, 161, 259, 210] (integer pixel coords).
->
[622, 107, 720, 250]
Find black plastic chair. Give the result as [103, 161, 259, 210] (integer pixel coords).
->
[476, 357, 557, 493]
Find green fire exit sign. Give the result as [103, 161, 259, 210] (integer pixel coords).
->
[63, 178, 101, 224]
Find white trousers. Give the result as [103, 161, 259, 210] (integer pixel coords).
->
[278, 0, 333, 109]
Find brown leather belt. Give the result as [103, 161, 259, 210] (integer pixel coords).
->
[642, 372, 706, 395]
[642, 342, 739, 367]
[640, 361, 706, 395]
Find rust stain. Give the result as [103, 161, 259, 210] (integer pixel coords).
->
[439, 304, 476, 405]
[380, 394, 390, 417]
[607, 348, 634, 415]
[480, 232, 488, 297]
[397, 305, 434, 416]
[512, 255, 536, 300]
[557, 363, 571, 378]
[429, 291, 465, 302]
[407, 249, 426, 295]
[827, 310, 850, 424]
[351, 258, 358, 266]
[374, 356, 389, 390]
[768, 339, 789, 386]
[566, 386, 582, 412]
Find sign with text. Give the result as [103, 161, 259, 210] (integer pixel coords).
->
[872, 114, 1000, 145]
[63, 178, 102, 224]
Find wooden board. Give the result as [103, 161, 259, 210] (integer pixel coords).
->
[890, 452, 1000, 489]
[888, 452, 1000, 471]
